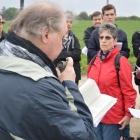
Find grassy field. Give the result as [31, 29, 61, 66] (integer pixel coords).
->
[3, 21, 9, 33]
[3, 20, 139, 75]
[72, 20, 139, 75]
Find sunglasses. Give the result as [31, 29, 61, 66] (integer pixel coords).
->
[99, 36, 113, 40]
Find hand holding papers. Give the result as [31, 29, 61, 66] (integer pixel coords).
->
[135, 64, 140, 79]
[79, 78, 117, 127]
[135, 64, 140, 71]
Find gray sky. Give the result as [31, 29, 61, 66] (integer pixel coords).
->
[1, 0, 140, 17]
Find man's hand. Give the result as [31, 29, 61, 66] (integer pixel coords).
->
[118, 116, 131, 130]
[56, 57, 76, 82]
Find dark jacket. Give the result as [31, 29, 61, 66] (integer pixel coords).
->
[83, 26, 96, 64]
[132, 30, 140, 57]
[54, 30, 81, 83]
[133, 43, 140, 86]
[0, 31, 7, 42]
[134, 54, 140, 85]
[87, 27, 130, 62]
[83, 26, 96, 47]
[132, 30, 140, 85]
[0, 34, 94, 140]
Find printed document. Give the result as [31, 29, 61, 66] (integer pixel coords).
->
[79, 78, 117, 127]
[129, 108, 140, 119]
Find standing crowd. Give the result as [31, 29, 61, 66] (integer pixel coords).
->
[0, 2, 139, 140]
[84, 4, 137, 140]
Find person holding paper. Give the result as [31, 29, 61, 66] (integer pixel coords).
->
[132, 30, 140, 87]
[132, 29, 140, 140]
[88, 4, 130, 63]
[88, 23, 136, 140]
[83, 11, 103, 63]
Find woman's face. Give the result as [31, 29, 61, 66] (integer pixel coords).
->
[99, 30, 117, 53]
[66, 19, 73, 31]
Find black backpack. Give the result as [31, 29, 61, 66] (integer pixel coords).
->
[89, 54, 122, 87]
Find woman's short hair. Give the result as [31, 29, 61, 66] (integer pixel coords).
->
[8, 2, 65, 37]
[99, 23, 118, 39]
[64, 11, 75, 21]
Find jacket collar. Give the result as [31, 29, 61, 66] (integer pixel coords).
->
[0, 56, 56, 81]
[98, 46, 120, 61]
[6, 32, 58, 77]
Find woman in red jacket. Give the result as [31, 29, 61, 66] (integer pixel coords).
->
[88, 23, 136, 140]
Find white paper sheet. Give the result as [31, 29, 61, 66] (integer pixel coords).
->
[82, 47, 88, 56]
[116, 42, 122, 50]
[129, 108, 140, 118]
[79, 78, 117, 127]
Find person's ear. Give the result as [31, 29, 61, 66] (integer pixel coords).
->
[41, 27, 49, 43]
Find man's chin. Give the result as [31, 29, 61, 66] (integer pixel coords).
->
[55, 52, 61, 59]
[107, 21, 114, 24]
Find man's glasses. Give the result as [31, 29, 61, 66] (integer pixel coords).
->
[99, 36, 113, 40]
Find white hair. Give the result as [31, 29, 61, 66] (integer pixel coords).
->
[9, 2, 65, 37]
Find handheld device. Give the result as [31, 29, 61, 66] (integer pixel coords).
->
[57, 61, 67, 73]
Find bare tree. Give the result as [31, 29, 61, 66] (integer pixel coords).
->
[20, 0, 24, 10]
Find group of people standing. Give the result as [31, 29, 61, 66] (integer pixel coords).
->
[83, 3, 140, 140]
[0, 1, 140, 140]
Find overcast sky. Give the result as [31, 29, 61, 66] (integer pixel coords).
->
[1, 0, 140, 17]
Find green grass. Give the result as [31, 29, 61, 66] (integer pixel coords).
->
[3, 21, 10, 33]
[3, 20, 139, 75]
[72, 20, 139, 74]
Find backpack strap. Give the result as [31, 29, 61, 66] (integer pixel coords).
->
[114, 54, 122, 87]
[89, 53, 122, 88]
[89, 55, 97, 70]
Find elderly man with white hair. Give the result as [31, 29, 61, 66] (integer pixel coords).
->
[0, 2, 94, 140]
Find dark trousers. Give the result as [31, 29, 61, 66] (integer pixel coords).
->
[121, 124, 130, 137]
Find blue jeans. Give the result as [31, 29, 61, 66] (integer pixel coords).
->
[121, 124, 130, 137]
[94, 123, 121, 140]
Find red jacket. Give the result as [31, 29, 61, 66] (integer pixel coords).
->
[88, 47, 136, 124]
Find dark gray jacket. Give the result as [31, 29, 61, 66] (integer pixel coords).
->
[83, 26, 96, 47]
[0, 37, 94, 140]
[132, 30, 140, 57]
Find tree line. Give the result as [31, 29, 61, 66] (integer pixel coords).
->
[1, 7, 140, 21]
[76, 11, 140, 20]
[1, 7, 19, 20]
